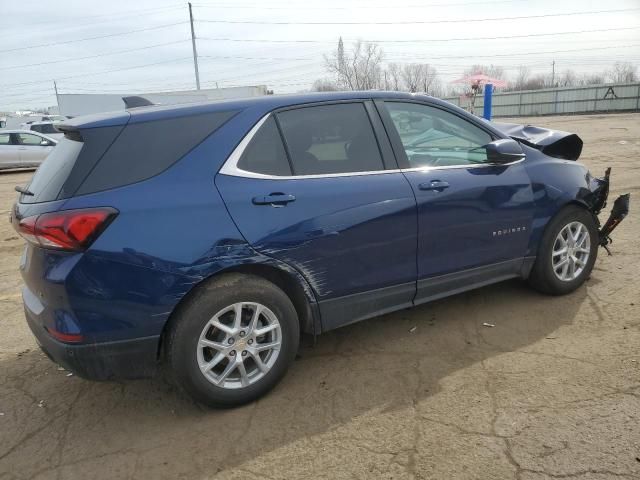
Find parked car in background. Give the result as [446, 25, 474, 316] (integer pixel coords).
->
[1, 115, 70, 131]
[0, 130, 57, 170]
[19, 121, 64, 140]
[11, 92, 629, 407]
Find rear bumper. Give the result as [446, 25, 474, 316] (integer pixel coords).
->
[25, 307, 159, 380]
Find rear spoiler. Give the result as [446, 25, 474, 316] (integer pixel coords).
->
[491, 122, 583, 161]
[55, 123, 82, 142]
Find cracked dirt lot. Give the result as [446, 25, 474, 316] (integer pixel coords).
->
[0, 113, 639, 480]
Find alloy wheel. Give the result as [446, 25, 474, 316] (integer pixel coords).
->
[196, 302, 282, 389]
[552, 221, 591, 282]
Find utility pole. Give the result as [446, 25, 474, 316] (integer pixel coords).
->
[53, 80, 60, 111]
[188, 2, 201, 90]
[551, 60, 555, 87]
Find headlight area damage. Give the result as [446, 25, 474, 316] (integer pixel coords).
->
[493, 122, 630, 254]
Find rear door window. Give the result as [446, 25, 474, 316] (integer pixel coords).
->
[237, 117, 291, 176]
[276, 103, 384, 175]
[0, 133, 10, 145]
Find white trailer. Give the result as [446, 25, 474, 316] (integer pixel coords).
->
[57, 86, 268, 117]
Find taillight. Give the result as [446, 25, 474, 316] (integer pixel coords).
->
[16, 208, 117, 251]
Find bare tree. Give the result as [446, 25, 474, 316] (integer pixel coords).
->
[399, 63, 439, 93]
[522, 74, 546, 90]
[558, 69, 577, 87]
[464, 64, 506, 79]
[579, 73, 606, 86]
[324, 38, 384, 90]
[607, 62, 637, 83]
[385, 62, 402, 91]
[514, 65, 531, 90]
[312, 79, 340, 92]
[421, 64, 439, 94]
[401, 63, 424, 92]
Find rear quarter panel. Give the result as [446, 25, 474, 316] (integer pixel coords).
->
[47, 107, 317, 342]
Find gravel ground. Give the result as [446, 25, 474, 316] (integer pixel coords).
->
[0, 113, 638, 480]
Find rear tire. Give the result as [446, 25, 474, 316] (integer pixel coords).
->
[166, 273, 300, 407]
[528, 205, 598, 295]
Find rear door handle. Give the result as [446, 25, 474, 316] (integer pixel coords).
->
[252, 193, 296, 206]
[418, 180, 450, 191]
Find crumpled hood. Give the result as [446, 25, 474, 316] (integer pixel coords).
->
[491, 122, 583, 161]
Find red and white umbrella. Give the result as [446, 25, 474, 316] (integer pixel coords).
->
[451, 73, 508, 88]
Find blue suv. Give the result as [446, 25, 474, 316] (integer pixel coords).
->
[12, 92, 628, 406]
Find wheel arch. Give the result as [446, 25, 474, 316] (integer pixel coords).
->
[528, 195, 597, 257]
[157, 262, 319, 360]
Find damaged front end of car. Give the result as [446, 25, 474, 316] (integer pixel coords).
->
[588, 168, 630, 254]
[492, 122, 630, 254]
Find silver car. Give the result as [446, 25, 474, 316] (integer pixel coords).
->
[0, 130, 57, 170]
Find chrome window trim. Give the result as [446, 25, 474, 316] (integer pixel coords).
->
[401, 157, 525, 172]
[218, 113, 525, 180]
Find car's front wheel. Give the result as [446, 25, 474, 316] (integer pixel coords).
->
[166, 274, 300, 407]
[529, 205, 599, 295]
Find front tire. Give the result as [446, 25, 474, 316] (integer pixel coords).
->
[166, 274, 300, 407]
[528, 205, 599, 295]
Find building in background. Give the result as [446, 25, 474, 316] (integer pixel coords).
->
[57, 85, 268, 117]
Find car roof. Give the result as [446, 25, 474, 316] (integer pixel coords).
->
[128, 91, 426, 119]
[64, 91, 448, 129]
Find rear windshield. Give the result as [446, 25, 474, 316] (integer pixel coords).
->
[21, 137, 83, 204]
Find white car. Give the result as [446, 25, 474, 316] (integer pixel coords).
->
[19, 121, 64, 140]
[0, 130, 57, 170]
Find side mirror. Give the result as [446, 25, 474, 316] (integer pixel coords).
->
[484, 139, 525, 164]
[40, 140, 50, 146]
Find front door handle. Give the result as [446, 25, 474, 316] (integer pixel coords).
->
[419, 180, 450, 192]
[252, 193, 296, 206]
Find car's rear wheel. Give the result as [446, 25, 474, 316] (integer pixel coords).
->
[528, 205, 598, 295]
[166, 274, 299, 407]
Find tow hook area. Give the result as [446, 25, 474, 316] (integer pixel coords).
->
[592, 168, 630, 255]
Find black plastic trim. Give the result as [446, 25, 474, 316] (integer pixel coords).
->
[319, 282, 416, 332]
[415, 258, 524, 305]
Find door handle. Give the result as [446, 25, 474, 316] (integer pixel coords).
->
[419, 180, 450, 191]
[18, 147, 26, 150]
[252, 193, 296, 206]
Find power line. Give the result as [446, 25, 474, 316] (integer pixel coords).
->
[403, 43, 640, 60]
[0, 58, 194, 89]
[15, 4, 183, 28]
[196, 8, 640, 25]
[197, 26, 640, 45]
[199, 55, 314, 61]
[3, 40, 191, 70]
[192, 0, 527, 9]
[0, 22, 189, 53]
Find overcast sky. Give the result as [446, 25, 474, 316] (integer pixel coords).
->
[1, 0, 639, 111]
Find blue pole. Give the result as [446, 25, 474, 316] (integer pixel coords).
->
[483, 83, 493, 120]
